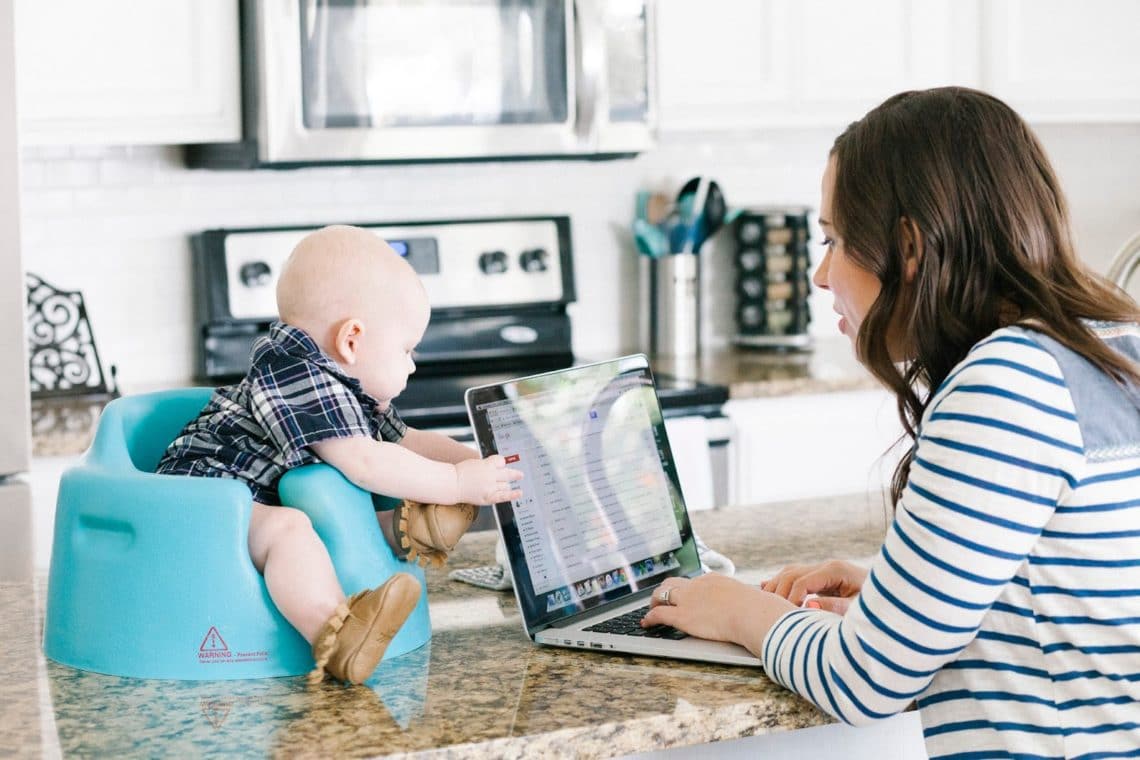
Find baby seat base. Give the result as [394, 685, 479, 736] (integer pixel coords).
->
[43, 389, 430, 680]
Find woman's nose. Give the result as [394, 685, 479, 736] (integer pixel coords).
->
[812, 249, 831, 291]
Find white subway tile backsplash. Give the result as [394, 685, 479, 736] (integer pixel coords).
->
[19, 188, 73, 216]
[98, 156, 159, 186]
[16, 126, 1140, 389]
[18, 159, 45, 188]
[72, 185, 170, 213]
[21, 145, 75, 161]
[69, 145, 121, 161]
[40, 158, 100, 188]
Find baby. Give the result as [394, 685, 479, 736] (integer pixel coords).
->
[156, 225, 523, 684]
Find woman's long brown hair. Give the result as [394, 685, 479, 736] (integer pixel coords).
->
[830, 87, 1140, 505]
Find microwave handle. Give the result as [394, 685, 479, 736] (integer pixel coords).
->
[572, 0, 608, 144]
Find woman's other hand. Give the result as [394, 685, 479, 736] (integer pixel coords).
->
[761, 559, 867, 615]
[641, 574, 796, 657]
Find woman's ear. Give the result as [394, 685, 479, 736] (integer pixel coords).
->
[331, 318, 364, 365]
[899, 216, 924, 283]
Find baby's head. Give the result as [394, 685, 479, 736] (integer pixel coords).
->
[276, 225, 429, 407]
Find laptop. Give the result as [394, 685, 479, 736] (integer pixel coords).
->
[464, 354, 761, 667]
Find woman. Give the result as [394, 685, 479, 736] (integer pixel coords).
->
[641, 87, 1140, 757]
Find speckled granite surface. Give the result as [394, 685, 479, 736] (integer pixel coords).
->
[0, 495, 888, 758]
[651, 338, 878, 399]
[30, 339, 873, 458]
[30, 397, 111, 458]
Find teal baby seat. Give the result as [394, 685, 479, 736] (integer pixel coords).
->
[43, 388, 431, 680]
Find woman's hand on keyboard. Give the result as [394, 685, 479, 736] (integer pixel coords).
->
[641, 574, 796, 658]
[761, 559, 867, 616]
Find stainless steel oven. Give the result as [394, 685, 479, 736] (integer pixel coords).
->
[191, 216, 732, 521]
[187, 0, 655, 168]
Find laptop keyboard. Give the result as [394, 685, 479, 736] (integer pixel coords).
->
[583, 605, 689, 639]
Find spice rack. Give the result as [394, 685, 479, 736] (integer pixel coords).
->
[731, 207, 813, 349]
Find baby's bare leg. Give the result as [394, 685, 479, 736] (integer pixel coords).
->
[248, 502, 346, 643]
[374, 509, 403, 556]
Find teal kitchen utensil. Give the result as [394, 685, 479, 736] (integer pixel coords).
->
[684, 177, 711, 253]
[633, 218, 669, 258]
[633, 219, 655, 256]
[694, 181, 728, 251]
[675, 176, 728, 253]
[635, 190, 651, 222]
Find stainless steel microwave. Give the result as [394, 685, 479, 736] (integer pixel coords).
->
[186, 0, 655, 168]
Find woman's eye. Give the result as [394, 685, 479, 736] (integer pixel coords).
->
[821, 237, 835, 249]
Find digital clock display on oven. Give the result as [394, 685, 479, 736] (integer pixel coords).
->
[384, 237, 439, 275]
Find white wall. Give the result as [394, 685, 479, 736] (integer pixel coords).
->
[18, 123, 1140, 392]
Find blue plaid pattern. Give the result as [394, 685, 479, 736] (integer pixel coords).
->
[156, 321, 406, 504]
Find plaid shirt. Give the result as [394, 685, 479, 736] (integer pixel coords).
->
[156, 321, 406, 504]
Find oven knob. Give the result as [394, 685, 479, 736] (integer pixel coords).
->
[478, 250, 508, 274]
[518, 248, 549, 273]
[239, 260, 272, 287]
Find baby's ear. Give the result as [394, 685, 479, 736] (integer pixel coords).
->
[332, 318, 364, 364]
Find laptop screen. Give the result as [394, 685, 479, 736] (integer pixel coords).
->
[465, 354, 701, 634]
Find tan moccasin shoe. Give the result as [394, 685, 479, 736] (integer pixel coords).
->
[394, 500, 478, 567]
[308, 572, 421, 685]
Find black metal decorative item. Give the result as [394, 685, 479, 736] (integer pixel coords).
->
[26, 272, 118, 400]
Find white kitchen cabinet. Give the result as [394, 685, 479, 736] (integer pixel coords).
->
[658, 0, 1140, 130]
[656, 0, 972, 130]
[30, 454, 76, 572]
[724, 388, 905, 507]
[980, 0, 1140, 121]
[14, 0, 241, 146]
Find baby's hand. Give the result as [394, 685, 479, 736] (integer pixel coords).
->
[456, 456, 524, 505]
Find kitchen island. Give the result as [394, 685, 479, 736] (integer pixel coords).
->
[0, 493, 893, 758]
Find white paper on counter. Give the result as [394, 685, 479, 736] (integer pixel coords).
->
[663, 415, 714, 512]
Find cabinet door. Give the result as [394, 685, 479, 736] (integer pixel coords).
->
[15, 0, 241, 146]
[657, 0, 970, 130]
[981, 0, 1140, 121]
[724, 389, 905, 506]
[29, 455, 77, 573]
[656, 0, 793, 131]
[791, 0, 974, 123]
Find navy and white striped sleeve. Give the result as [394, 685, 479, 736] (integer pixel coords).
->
[762, 334, 1082, 725]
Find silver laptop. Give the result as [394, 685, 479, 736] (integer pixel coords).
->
[465, 354, 761, 667]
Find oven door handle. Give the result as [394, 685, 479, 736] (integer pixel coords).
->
[572, 0, 607, 145]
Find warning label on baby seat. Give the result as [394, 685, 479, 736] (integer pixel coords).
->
[197, 626, 269, 665]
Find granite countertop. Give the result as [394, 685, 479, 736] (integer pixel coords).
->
[1, 494, 889, 758]
[31, 339, 875, 458]
[651, 337, 877, 399]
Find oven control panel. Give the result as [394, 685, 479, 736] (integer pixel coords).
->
[213, 218, 572, 321]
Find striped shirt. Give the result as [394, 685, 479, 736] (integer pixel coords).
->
[156, 321, 406, 505]
[762, 322, 1140, 758]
